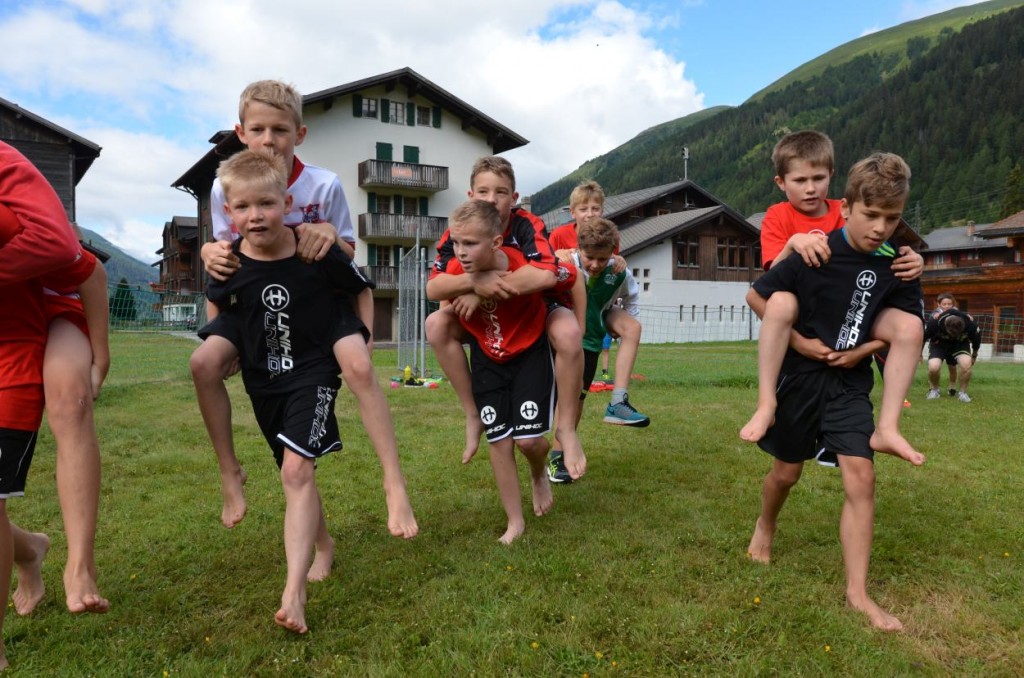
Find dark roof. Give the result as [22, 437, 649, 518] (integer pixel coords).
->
[923, 224, 1006, 251]
[304, 67, 528, 154]
[619, 206, 760, 256]
[976, 209, 1024, 238]
[171, 130, 241, 194]
[0, 95, 102, 182]
[747, 212, 765, 230]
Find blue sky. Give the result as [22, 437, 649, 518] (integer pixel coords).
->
[0, 0, 992, 261]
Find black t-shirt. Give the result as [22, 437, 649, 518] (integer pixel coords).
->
[753, 229, 924, 375]
[925, 309, 981, 350]
[207, 243, 373, 396]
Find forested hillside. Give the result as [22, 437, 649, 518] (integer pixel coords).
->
[530, 4, 1024, 232]
[79, 226, 159, 287]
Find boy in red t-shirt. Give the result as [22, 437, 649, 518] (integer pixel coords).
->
[742, 131, 924, 463]
[428, 200, 580, 544]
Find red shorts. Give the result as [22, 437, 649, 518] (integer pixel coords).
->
[43, 290, 89, 337]
[0, 384, 44, 430]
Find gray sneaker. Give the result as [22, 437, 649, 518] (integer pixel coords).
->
[926, 388, 941, 400]
[547, 451, 573, 484]
[957, 391, 972, 403]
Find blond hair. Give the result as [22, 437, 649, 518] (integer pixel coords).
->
[569, 180, 605, 209]
[217, 150, 288, 201]
[577, 217, 619, 253]
[843, 152, 911, 209]
[238, 80, 303, 129]
[470, 156, 516, 192]
[450, 199, 502, 236]
[772, 130, 834, 178]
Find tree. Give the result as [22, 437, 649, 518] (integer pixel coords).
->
[1000, 163, 1024, 218]
[109, 277, 138, 323]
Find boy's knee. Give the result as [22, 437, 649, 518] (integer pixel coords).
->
[516, 437, 547, 456]
[549, 322, 582, 352]
[425, 309, 458, 345]
[280, 454, 314, 487]
[766, 292, 798, 320]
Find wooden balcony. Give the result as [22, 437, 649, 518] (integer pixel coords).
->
[362, 265, 399, 291]
[358, 213, 447, 243]
[358, 159, 448, 192]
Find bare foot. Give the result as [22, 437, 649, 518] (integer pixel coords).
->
[870, 428, 926, 466]
[740, 405, 775, 443]
[274, 592, 309, 634]
[384, 482, 419, 539]
[64, 569, 110, 614]
[221, 466, 248, 528]
[530, 472, 554, 517]
[462, 414, 484, 464]
[498, 519, 526, 545]
[746, 518, 774, 564]
[307, 537, 334, 582]
[0, 648, 7, 672]
[13, 532, 49, 615]
[559, 429, 587, 480]
[848, 594, 904, 632]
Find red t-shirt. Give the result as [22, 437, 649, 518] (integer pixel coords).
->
[431, 207, 556, 279]
[548, 222, 620, 254]
[760, 199, 844, 269]
[443, 247, 573, 363]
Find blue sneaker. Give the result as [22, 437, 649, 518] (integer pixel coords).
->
[547, 450, 573, 484]
[603, 395, 650, 427]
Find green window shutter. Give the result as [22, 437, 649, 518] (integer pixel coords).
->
[375, 142, 392, 161]
[381, 98, 390, 123]
[367, 244, 377, 266]
[403, 145, 419, 164]
[352, 94, 363, 117]
[368, 192, 377, 212]
[406, 102, 415, 127]
[393, 197, 402, 215]
[419, 196, 428, 216]
[393, 245, 402, 263]
[432, 106, 441, 128]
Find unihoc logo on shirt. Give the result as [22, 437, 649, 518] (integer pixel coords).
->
[262, 285, 290, 311]
[855, 270, 877, 291]
[837, 270, 877, 350]
[262, 285, 293, 376]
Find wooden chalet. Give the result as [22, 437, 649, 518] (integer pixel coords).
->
[153, 216, 200, 294]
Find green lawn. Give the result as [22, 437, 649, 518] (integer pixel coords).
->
[5, 335, 1022, 676]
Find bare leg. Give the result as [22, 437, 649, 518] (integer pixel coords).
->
[869, 309, 925, 465]
[927, 358, 941, 391]
[741, 293, 797, 442]
[947, 363, 958, 393]
[43, 319, 108, 614]
[838, 455, 902, 631]
[11, 524, 49, 616]
[306, 500, 334, 582]
[517, 437, 553, 517]
[487, 438, 526, 544]
[0, 503, 11, 671]
[956, 355, 974, 395]
[747, 459, 802, 563]
[426, 308, 483, 463]
[190, 335, 247, 528]
[546, 309, 586, 479]
[275, 452, 318, 634]
[334, 335, 418, 539]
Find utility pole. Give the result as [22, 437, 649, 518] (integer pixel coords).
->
[683, 146, 690, 181]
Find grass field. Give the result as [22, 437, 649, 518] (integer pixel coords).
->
[4, 334, 1023, 676]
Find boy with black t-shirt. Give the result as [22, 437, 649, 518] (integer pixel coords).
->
[427, 199, 579, 544]
[744, 153, 925, 632]
[925, 304, 981, 402]
[200, 150, 373, 635]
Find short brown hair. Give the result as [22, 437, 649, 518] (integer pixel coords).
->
[450, 199, 502, 236]
[238, 80, 303, 129]
[569, 180, 605, 209]
[843, 152, 911, 209]
[577, 217, 619, 253]
[937, 292, 956, 304]
[217, 150, 288, 201]
[470, 156, 516, 192]
[772, 130, 834, 178]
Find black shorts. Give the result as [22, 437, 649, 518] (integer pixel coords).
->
[470, 336, 554, 443]
[0, 428, 38, 498]
[928, 341, 971, 365]
[250, 385, 342, 467]
[758, 368, 875, 465]
[579, 349, 601, 401]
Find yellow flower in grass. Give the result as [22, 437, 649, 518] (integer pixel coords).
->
[753, 596, 761, 605]
[825, 645, 831, 653]
[595, 651, 604, 660]
[530, 641, 539, 650]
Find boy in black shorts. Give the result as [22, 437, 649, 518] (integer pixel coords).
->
[200, 150, 374, 634]
[744, 153, 926, 632]
[427, 200, 579, 544]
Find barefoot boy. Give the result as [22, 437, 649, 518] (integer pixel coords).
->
[191, 80, 416, 539]
[741, 131, 923, 461]
[201, 150, 376, 633]
[744, 153, 925, 632]
[427, 200, 577, 544]
[426, 157, 587, 481]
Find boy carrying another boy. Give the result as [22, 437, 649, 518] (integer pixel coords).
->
[426, 157, 587, 481]
[744, 153, 925, 632]
[200, 150, 376, 634]
[191, 80, 416, 540]
[741, 131, 923, 461]
[548, 218, 648, 483]
[427, 200, 578, 544]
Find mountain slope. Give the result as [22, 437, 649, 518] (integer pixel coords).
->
[79, 227, 159, 287]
